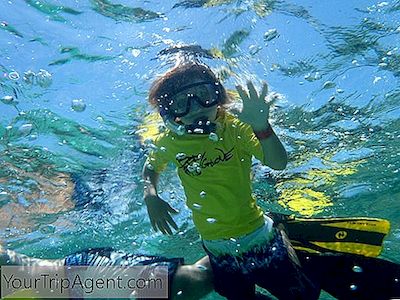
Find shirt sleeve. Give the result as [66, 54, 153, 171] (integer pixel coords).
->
[237, 120, 264, 162]
[145, 136, 169, 173]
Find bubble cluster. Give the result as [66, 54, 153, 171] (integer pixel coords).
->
[304, 72, 321, 82]
[22, 69, 53, 87]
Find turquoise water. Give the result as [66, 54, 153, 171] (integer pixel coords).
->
[1, 0, 400, 299]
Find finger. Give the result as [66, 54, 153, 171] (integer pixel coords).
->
[156, 221, 168, 235]
[246, 81, 258, 100]
[150, 218, 158, 232]
[165, 213, 178, 230]
[167, 205, 179, 214]
[235, 85, 249, 102]
[259, 82, 269, 101]
[160, 219, 172, 235]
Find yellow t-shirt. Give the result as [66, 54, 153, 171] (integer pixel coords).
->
[146, 112, 265, 240]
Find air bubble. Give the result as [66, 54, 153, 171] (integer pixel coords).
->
[264, 29, 279, 42]
[193, 128, 204, 134]
[176, 153, 186, 160]
[206, 218, 217, 223]
[131, 49, 141, 57]
[71, 99, 86, 112]
[208, 132, 218, 142]
[36, 69, 52, 88]
[23, 70, 35, 84]
[0, 191, 9, 202]
[352, 265, 363, 273]
[200, 191, 206, 198]
[193, 203, 202, 210]
[197, 264, 208, 271]
[350, 284, 357, 291]
[304, 72, 321, 82]
[18, 124, 33, 136]
[187, 165, 196, 173]
[1, 95, 16, 105]
[323, 81, 336, 89]
[8, 71, 20, 80]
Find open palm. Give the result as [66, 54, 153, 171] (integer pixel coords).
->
[236, 81, 277, 131]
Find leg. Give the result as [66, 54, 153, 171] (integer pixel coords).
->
[205, 250, 256, 300]
[1, 244, 63, 267]
[171, 256, 214, 300]
[253, 229, 320, 300]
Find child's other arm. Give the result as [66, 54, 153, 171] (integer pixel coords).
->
[142, 162, 178, 234]
[236, 81, 287, 170]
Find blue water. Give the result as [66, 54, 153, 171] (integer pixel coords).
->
[1, 1, 400, 299]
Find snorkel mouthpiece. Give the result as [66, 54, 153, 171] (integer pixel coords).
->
[185, 116, 216, 134]
[160, 109, 216, 135]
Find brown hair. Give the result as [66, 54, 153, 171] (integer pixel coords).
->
[148, 63, 230, 111]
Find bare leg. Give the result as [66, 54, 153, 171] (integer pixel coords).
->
[171, 256, 214, 300]
[0, 244, 64, 267]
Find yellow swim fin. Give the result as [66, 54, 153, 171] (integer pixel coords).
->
[269, 213, 391, 257]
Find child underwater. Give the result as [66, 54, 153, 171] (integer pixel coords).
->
[142, 60, 320, 299]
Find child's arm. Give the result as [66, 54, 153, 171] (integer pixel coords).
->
[142, 162, 178, 235]
[236, 81, 287, 170]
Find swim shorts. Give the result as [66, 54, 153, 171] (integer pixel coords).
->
[203, 228, 320, 300]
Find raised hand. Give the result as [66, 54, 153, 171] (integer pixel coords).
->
[235, 81, 278, 131]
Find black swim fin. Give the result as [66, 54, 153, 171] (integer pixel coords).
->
[296, 250, 400, 300]
[268, 213, 390, 257]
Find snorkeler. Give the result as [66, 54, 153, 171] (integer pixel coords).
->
[0, 244, 213, 300]
[142, 61, 319, 299]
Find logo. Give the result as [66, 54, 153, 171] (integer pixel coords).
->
[176, 147, 234, 176]
[335, 230, 348, 240]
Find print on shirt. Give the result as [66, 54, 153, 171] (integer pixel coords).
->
[176, 147, 234, 176]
